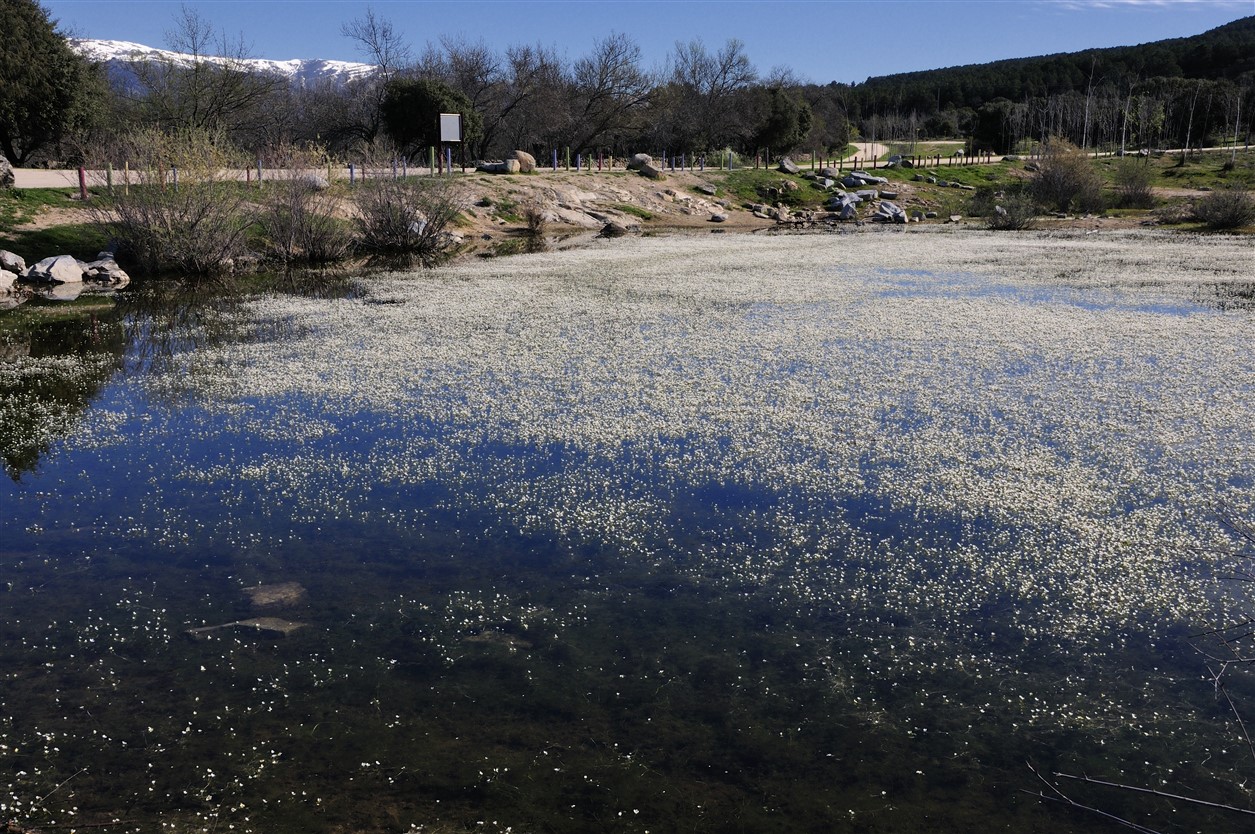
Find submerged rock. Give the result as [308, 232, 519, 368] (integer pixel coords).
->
[244, 581, 307, 608]
[186, 617, 308, 639]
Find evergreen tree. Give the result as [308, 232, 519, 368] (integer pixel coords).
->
[379, 77, 483, 157]
[753, 86, 812, 156]
[0, 0, 101, 164]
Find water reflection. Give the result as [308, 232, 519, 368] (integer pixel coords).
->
[1, 235, 1252, 834]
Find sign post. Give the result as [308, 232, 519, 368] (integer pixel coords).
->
[439, 113, 463, 176]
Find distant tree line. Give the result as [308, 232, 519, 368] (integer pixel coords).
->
[2, 1, 1251, 167]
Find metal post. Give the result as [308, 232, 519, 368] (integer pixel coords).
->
[349, 163, 355, 186]
[257, 158, 263, 185]
[124, 160, 130, 195]
[171, 165, 178, 192]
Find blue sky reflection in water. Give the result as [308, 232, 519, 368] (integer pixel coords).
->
[1, 229, 1254, 833]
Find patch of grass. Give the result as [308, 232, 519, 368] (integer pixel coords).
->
[715, 169, 826, 208]
[612, 203, 654, 220]
[0, 188, 79, 232]
[0, 223, 109, 263]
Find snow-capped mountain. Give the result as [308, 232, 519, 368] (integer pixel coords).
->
[70, 38, 377, 89]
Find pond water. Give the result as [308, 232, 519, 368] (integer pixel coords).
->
[1, 230, 1253, 833]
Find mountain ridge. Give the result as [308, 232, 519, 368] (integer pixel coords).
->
[69, 37, 377, 89]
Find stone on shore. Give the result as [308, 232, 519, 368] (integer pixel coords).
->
[626, 153, 653, 172]
[0, 250, 25, 274]
[506, 150, 537, 173]
[24, 255, 83, 284]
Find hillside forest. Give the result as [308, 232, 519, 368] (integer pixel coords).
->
[2, 1, 1253, 169]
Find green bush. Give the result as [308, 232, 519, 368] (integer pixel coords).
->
[1193, 188, 1255, 230]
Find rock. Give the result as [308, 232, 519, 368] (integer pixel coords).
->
[856, 189, 879, 200]
[949, 215, 963, 223]
[901, 158, 915, 168]
[506, 150, 537, 173]
[709, 212, 727, 223]
[913, 173, 924, 181]
[0, 156, 13, 189]
[925, 211, 938, 219]
[81, 257, 130, 287]
[24, 255, 83, 284]
[503, 159, 522, 174]
[839, 202, 859, 221]
[0, 250, 25, 274]
[0, 268, 17, 294]
[626, 153, 653, 171]
[879, 191, 899, 200]
[1003, 155, 1022, 162]
[1024, 163, 1040, 173]
[777, 157, 800, 175]
[244, 582, 307, 608]
[638, 162, 664, 179]
[872, 201, 907, 223]
[694, 183, 718, 196]
[599, 221, 629, 238]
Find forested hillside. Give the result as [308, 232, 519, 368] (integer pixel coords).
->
[821, 16, 1254, 154]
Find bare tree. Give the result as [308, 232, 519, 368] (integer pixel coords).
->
[125, 4, 282, 143]
[560, 33, 654, 154]
[341, 7, 410, 81]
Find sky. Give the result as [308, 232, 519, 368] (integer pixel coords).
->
[41, 0, 1255, 84]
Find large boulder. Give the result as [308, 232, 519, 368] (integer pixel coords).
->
[0, 250, 25, 274]
[638, 162, 664, 180]
[0, 268, 17, 294]
[777, 157, 800, 175]
[0, 156, 14, 189]
[626, 153, 653, 172]
[24, 255, 84, 284]
[506, 150, 537, 173]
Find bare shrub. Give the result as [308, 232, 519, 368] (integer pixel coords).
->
[1031, 138, 1105, 214]
[523, 200, 548, 238]
[259, 142, 352, 264]
[1193, 188, 1255, 230]
[353, 178, 466, 266]
[89, 128, 252, 276]
[985, 193, 1038, 230]
[1112, 159, 1155, 209]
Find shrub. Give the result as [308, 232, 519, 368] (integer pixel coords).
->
[259, 142, 352, 264]
[985, 193, 1038, 230]
[353, 177, 465, 266]
[1113, 159, 1155, 209]
[90, 128, 252, 276]
[1031, 138, 1105, 214]
[522, 200, 548, 238]
[1193, 188, 1255, 230]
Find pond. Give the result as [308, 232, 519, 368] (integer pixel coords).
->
[2, 228, 1253, 833]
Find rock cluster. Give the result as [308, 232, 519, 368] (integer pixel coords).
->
[0, 248, 131, 301]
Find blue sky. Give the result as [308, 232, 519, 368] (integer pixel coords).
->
[42, 0, 1254, 84]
